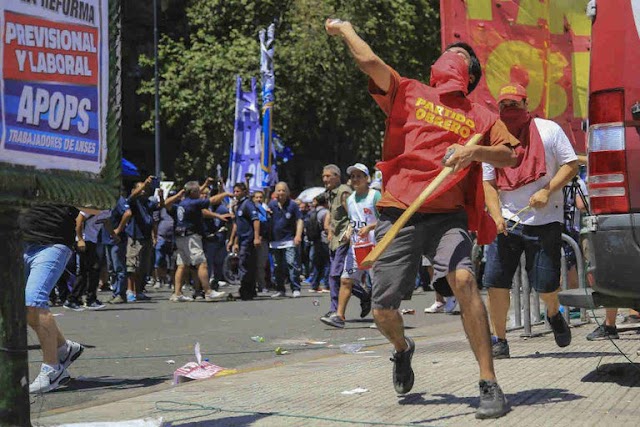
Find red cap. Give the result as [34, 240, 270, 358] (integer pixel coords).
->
[497, 83, 527, 103]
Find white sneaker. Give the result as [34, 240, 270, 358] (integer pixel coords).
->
[424, 301, 445, 313]
[218, 281, 228, 288]
[153, 281, 162, 290]
[58, 340, 85, 370]
[444, 296, 458, 313]
[205, 290, 226, 301]
[271, 291, 285, 298]
[29, 364, 70, 394]
[169, 294, 193, 302]
[292, 290, 301, 298]
[369, 323, 378, 329]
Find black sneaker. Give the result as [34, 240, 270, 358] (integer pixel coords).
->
[390, 337, 415, 394]
[476, 380, 510, 419]
[320, 313, 345, 328]
[548, 311, 572, 347]
[192, 290, 205, 300]
[360, 298, 372, 318]
[63, 301, 85, 312]
[492, 339, 510, 359]
[586, 324, 619, 341]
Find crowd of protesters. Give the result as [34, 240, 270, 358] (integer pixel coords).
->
[43, 165, 393, 312]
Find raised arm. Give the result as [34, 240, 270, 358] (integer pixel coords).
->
[325, 19, 391, 92]
[209, 191, 232, 206]
[164, 189, 185, 210]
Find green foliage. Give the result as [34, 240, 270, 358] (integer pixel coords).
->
[138, 0, 440, 184]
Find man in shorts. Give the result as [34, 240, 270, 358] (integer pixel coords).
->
[483, 83, 578, 358]
[20, 205, 86, 393]
[322, 163, 379, 328]
[326, 19, 519, 419]
[165, 180, 230, 302]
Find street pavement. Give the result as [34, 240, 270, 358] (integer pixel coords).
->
[28, 285, 460, 420]
[29, 286, 640, 426]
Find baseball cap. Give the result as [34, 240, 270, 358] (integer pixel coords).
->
[346, 163, 369, 177]
[497, 83, 527, 103]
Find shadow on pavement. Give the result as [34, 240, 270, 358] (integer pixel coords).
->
[402, 388, 584, 423]
[582, 363, 640, 387]
[55, 375, 168, 392]
[169, 413, 271, 427]
[510, 351, 619, 359]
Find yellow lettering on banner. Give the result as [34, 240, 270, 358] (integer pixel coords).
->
[516, 0, 547, 27]
[416, 108, 426, 120]
[466, 119, 476, 129]
[467, 0, 493, 20]
[460, 127, 471, 138]
[549, 0, 591, 36]
[443, 119, 452, 131]
[434, 116, 444, 127]
[517, 0, 591, 36]
[546, 51, 569, 118]
[454, 113, 466, 123]
[435, 105, 444, 116]
[416, 97, 426, 107]
[485, 41, 544, 111]
[572, 52, 590, 119]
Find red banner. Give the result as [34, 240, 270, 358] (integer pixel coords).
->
[3, 11, 99, 86]
[440, 0, 591, 152]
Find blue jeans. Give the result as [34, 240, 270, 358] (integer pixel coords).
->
[271, 246, 301, 293]
[24, 243, 72, 309]
[105, 240, 127, 297]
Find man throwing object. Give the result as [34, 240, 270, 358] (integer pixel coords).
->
[326, 18, 519, 419]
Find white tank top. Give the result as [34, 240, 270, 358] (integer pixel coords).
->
[346, 189, 378, 245]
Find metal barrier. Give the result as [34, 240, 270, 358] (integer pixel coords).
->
[505, 233, 587, 336]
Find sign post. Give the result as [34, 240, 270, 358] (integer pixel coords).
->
[0, 0, 121, 424]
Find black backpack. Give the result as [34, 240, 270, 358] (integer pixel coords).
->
[305, 207, 325, 241]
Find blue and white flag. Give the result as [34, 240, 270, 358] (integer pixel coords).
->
[227, 76, 266, 192]
[259, 23, 277, 188]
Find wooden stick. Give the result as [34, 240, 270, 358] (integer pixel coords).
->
[360, 133, 484, 268]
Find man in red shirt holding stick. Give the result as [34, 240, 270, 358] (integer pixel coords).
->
[326, 18, 520, 419]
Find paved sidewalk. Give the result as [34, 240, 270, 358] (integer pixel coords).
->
[35, 320, 640, 426]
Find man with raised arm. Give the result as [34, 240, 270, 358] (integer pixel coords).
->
[325, 18, 520, 419]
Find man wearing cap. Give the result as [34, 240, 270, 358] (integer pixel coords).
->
[483, 83, 578, 359]
[326, 18, 520, 419]
[320, 164, 372, 324]
[321, 163, 380, 328]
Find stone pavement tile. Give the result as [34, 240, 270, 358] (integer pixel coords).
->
[36, 325, 640, 426]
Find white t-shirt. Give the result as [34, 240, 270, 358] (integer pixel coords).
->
[483, 118, 577, 226]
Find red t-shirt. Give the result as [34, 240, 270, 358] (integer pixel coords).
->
[369, 66, 519, 243]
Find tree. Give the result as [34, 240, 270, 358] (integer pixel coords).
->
[138, 0, 440, 186]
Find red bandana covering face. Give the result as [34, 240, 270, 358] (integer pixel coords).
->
[495, 106, 546, 190]
[371, 51, 500, 244]
[429, 51, 469, 95]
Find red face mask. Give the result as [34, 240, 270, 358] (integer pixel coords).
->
[429, 51, 470, 95]
[500, 105, 531, 140]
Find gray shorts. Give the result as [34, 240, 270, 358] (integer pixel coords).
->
[371, 209, 474, 310]
[175, 234, 207, 266]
